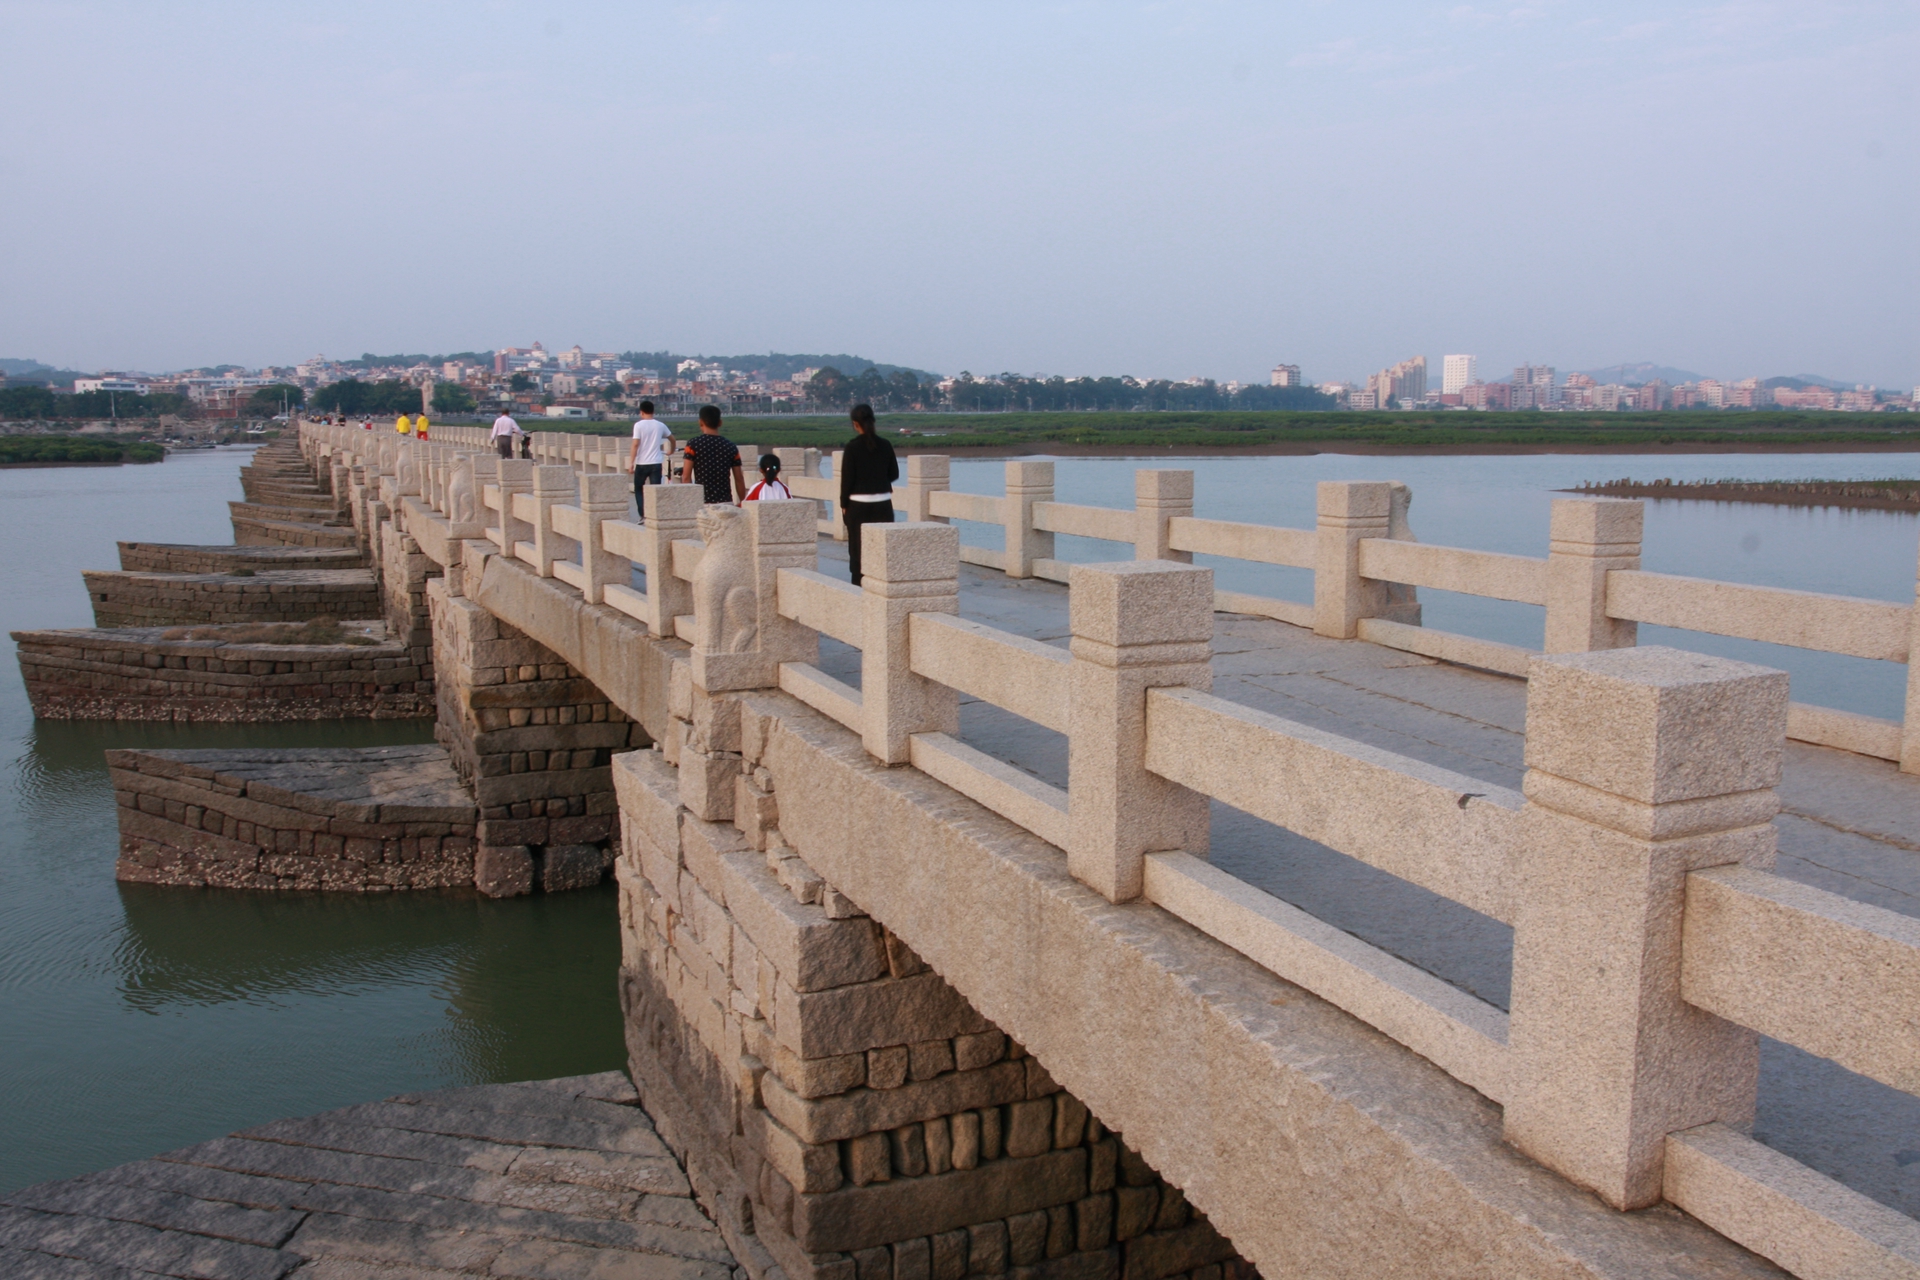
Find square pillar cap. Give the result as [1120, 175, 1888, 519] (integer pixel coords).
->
[1525, 645, 1788, 805]
[864, 521, 960, 584]
[1069, 560, 1214, 646]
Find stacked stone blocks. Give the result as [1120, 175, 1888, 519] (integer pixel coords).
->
[83, 567, 380, 628]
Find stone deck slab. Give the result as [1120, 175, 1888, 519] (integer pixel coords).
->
[0, 1073, 740, 1280]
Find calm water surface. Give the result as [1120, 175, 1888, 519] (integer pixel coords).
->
[4, 446, 1917, 1193]
[0, 451, 623, 1193]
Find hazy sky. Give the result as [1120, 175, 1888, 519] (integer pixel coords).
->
[3, 1, 1915, 386]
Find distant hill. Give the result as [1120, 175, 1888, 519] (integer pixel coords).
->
[0, 358, 88, 386]
[1764, 374, 1856, 391]
[621, 351, 941, 381]
[1578, 362, 1707, 386]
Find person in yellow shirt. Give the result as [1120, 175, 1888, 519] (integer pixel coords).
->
[395, 414, 412, 435]
[414, 415, 429, 439]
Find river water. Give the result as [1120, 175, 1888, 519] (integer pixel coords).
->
[1, 446, 1914, 1193]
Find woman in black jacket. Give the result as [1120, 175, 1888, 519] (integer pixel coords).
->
[838, 403, 899, 585]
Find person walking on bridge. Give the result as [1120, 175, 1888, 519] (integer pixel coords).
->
[839, 403, 897, 586]
[395, 414, 412, 436]
[680, 405, 745, 505]
[490, 410, 522, 459]
[627, 400, 671, 522]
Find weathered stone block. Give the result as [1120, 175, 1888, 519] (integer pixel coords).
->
[772, 970, 992, 1061]
[792, 1147, 1087, 1254]
[476, 844, 534, 897]
[542, 843, 605, 891]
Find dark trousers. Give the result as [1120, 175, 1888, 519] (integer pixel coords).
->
[843, 500, 895, 585]
[633, 464, 661, 518]
[495, 437, 513, 459]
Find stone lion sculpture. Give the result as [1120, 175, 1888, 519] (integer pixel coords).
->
[692, 504, 758, 655]
[447, 460, 476, 525]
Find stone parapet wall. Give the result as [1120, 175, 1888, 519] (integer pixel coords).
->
[233, 513, 362, 550]
[11, 624, 432, 721]
[427, 573, 646, 896]
[110, 745, 477, 891]
[117, 542, 365, 574]
[82, 568, 381, 628]
[613, 734, 1246, 1280]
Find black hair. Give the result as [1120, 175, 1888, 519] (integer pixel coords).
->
[850, 403, 876, 432]
[639, 399, 654, 414]
[698, 405, 721, 428]
[758, 454, 781, 474]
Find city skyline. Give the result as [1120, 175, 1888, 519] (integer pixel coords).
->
[0, 3, 1913, 389]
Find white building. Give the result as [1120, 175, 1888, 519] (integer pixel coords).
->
[545, 405, 589, 419]
[1441, 355, 1477, 395]
[1270, 364, 1302, 387]
[73, 377, 149, 395]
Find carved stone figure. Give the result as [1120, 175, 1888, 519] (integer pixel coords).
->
[692, 504, 758, 655]
[447, 460, 477, 525]
[395, 444, 418, 495]
[1383, 480, 1422, 625]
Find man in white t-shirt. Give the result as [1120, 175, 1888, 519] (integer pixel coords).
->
[489, 411, 522, 459]
[627, 400, 672, 521]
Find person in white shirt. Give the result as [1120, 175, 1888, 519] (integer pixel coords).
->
[744, 454, 792, 501]
[489, 411, 522, 459]
[627, 400, 672, 521]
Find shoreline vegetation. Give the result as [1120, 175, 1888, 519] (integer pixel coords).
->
[0, 435, 166, 467]
[520, 409, 1920, 457]
[1569, 477, 1920, 512]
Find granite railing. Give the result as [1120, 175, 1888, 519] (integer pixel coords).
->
[304, 420, 1920, 1278]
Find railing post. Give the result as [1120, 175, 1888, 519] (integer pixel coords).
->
[690, 499, 819, 693]
[577, 474, 630, 605]
[828, 450, 848, 541]
[1507, 646, 1788, 1209]
[526, 464, 576, 577]
[1902, 536, 1920, 774]
[642, 483, 705, 638]
[1067, 561, 1214, 902]
[1135, 469, 1193, 562]
[1313, 480, 1391, 638]
[902, 454, 951, 524]
[494, 459, 534, 556]
[862, 523, 961, 764]
[1545, 497, 1643, 653]
[1004, 460, 1054, 579]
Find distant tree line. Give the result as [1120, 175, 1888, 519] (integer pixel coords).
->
[310, 379, 424, 415]
[799, 367, 1336, 413]
[0, 386, 195, 420]
[0, 435, 166, 464]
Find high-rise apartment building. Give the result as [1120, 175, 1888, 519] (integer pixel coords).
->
[1366, 355, 1427, 407]
[1270, 364, 1302, 387]
[1441, 354, 1477, 395]
[1513, 365, 1557, 407]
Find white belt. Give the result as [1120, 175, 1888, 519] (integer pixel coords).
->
[848, 493, 892, 503]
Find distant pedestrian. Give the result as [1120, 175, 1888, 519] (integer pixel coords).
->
[490, 410, 521, 459]
[744, 454, 791, 501]
[414, 415, 429, 439]
[680, 405, 745, 504]
[361, 417, 372, 431]
[395, 414, 412, 435]
[839, 403, 897, 586]
[627, 400, 671, 521]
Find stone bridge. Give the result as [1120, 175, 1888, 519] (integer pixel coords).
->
[213, 421, 1920, 1280]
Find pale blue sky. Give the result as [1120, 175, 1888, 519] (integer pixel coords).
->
[2, 1, 1915, 386]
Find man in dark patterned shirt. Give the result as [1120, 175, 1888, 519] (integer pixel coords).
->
[680, 405, 746, 504]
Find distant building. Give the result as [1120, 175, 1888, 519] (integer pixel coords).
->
[1838, 388, 1877, 412]
[1513, 365, 1556, 407]
[1726, 377, 1770, 409]
[1348, 388, 1379, 411]
[1441, 355, 1476, 395]
[545, 404, 589, 419]
[1270, 364, 1303, 387]
[1366, 355, 1426, 408]
[73, 377, 149, 395]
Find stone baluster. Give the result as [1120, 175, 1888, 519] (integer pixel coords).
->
[803, 447, 821, 477]
[1067, 560, 1215, 903]
[495, 459, 534, 556]
[1545, 497, 1642, 654]
[576, 473, 631, 606]
[862, 523, 961, 764]
[828, 450, 848, 541]
[527, 465, 576, 577]
[690, 498, 820, 694]
[1902, 535, 1920, 775]
[901, 454, 951, 524]
[640, 483, 704, 638]
[1004, 460, 1055, 580]
[1312, 480, 1391, 639]
[1506, 646, 1787, 1209]
[1135, 469, 1194, 563]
